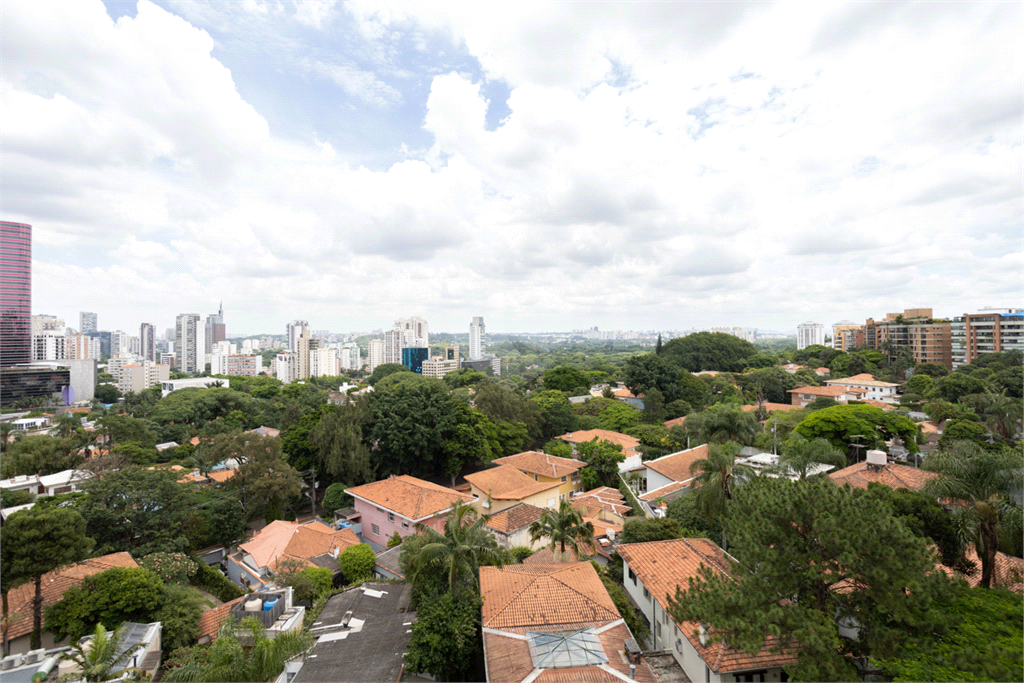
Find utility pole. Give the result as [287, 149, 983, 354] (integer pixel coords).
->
[771, 418, 778, 456]
[849, 435, 866, 464]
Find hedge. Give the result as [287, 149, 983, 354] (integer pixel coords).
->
[190, 561, 247, 603]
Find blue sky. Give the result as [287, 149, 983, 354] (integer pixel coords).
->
[3, 1, 1021, 335]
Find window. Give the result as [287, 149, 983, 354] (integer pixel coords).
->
[643, 587, 650, 600]
[534, 473, 539, 481]
[376, 507, 386, 514]
[388, 512, 394, 523]
[402, 521, 409, 529]
[675, 638, 682, 653]
[628, 567, 636, 585]
[371, 524, 380, 536]
[656, 621, 662, 638]
[561, 475, 567, 483]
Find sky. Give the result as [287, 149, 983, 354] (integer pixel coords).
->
[3, 0, 1021, 336]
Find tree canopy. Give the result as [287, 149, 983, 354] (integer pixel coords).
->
[661, 332, 758, 373]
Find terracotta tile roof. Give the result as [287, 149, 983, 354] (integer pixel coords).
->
[492, 451, 586, 479]
[481, 563, 620, 629]
[741, 403, 799, 414]
[239, 520, 359, 569]
[197, 595, 247, 641]
[558, 430, 641, 453]
[523, 546, 582, 564]
[828, 461, 937, 492]
[788, 385, 863, 398]
[6, 552, 138, 640]
[638, 479, 690, 502]
[643, 445, 709, 484]
[781, 363, 805, 371]
[663, 416, 687, 429]
[937, 545, 1023, 594]
[860, 399, 897, 410]
[245, 426, 280, 437]
[814, 367, 830, 374]
[847, 373, 877, 381]
[571, 487, 630, 518]
[585, 516, 622, 539]
[826, 376, 900, 389]
[465, 465, 562, 501]
[918, 421, 939, 434]
[346, 475, 474, 520]
[486, 503, 547, 534]
[206, 469, 237, 483]
[613, 387, 643, 399]
[618, 539, 798, 674]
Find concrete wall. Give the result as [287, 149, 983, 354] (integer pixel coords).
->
[67, 359, 96, 402]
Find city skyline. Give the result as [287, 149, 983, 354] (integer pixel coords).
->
[3, 2, 1021, 332]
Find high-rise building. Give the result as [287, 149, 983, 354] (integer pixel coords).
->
[175, 313, 205, 374]
[310, 346, 337, 378]
[1, 221, 32, 366]
[275, 352, 296, 384]
[394, 316, 428, 348]
[401, 347, 429, 374]
[796, 322, 825, 350]
[951, 307, 1024, 368]
[832, 320, 861, 351]
[32, 332, 67, 361]
[110, 330, 131, 356]
[368, 339, 384, 373]
[384, 329, 402, 365]
[469, 316, 485, 360]
[864, 308, 952, 369]
[80, 312, 98, 335]
[165, 328, 175, 342]
[31, 315, 64, 335]
[116, 360, 170, 394]
[286, 320, 309, 353]
[67, 334, 101, 360]
[140, 323, 156, 362]
[709, 326, 756, 343]
[206, 303, 226, 355]
[294, 329, 322, 379]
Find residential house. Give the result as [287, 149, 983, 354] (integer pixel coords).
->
[625, 445, 709, 516]
[523, 515, 623, 566]
[571, 486, 631, 525]
[558, 429, 643, 472]
[828, 460, 937, 492]
[491, 450, 587, 500]
[227, 520, 360, 589]
[371, 544, 405, 581]
[825, 373, 900, 403]
[618, 538, 797, 682]
[197, 587, 304, 645]
[5, 552, 139, 654]
[479, 562, 656, 683]
[937, 545, 1023, 594]
[68, 622, 162, 679]
[814, 367, 831, 377]
[464, 465, 563, 515]
[484, 502, 548, 549]
[664, 416, 687, 429]
[0, 469, 87, 498]
[780, 363, 804, 374]
[741, 403, 800, 417]
[787, 385, 866, 408]
[345, 475, 474, 551]
[245, 426, 280, 437]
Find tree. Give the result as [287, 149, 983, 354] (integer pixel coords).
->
[665, 493, 722, 543]
[667, 477, 947, 681]
[367, 363, 410, 386]
[928, 373, 988, 403]
[794, 404, 920, 455]
[153, 585, 206, 657]
[405, 501, 506, 592]
[528, 499, 596, 561]
[308, 403, 374, 485]
[665, 399, 692, 419]
[338, 544, 376, 584]
[0, 436, 81, 478]
[0, 488, 33, 508]
[922, 442, 1024, 588]
[221, 434, 303, 522]
[968, 391, 1023, 441]
[682, 403, 759, 447]
[1, 508, 94, 648]
[661, 332, 757, 373]
[441, 405, 501, 484]
[367, 377, 463, 477]
[543, 366, 592, 395]
[903, 373, 934, 397]
[472, 381, 543, 440]
[403, 590, 483, 682]
[597, 401, 641, 432]
[162, 616, 314, 683]
[937, 419, 990, 448]
[641, 387, 667, 424]
[320, 482, 351, 517]
[619, 517, 680, 544]
[388, 531, 403, 548]
[922, 399, 977, 425]
[688, 442, 753, 551]
[914, 362, 949, 378]
[776, 433, 847, 480]
[45, 567, 165, 643]
[62, 622, 147, 682]
[94, 384, 121, 403]
[622, 354, 683, 402]
[529, 390, 579, 439]
[575, 438, 625, 488]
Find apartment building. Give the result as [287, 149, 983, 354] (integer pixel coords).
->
[367, 339, 384, 372]
[951, 307, 1024, 368]
[67, 334, 101, 360]
[796, 322, 825, 350]
[31, 332, 67, 361]
[865, 308, 952, 369]
[116, 360, 171, 394]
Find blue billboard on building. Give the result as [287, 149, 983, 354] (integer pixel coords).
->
[401, 347, 429, 374]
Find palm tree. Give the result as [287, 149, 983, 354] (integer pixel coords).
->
[776, 433, 847, 480]
[528, 499, 596, 562]
[923, 441, 1024, 588]
[187, 442, 219, 477]
[163, 616, 314, 683]
[972, 392, 1023, 442]
[689, 442, 755, 551]
[688, 404, 759, 447]
[62, 622, 146, 682]
[54, 413, 81, 438]
[408, 500, 506, 591]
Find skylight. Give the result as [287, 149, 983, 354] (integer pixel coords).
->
[526, 628, 608, 669]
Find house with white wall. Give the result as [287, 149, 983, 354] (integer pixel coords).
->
[618, 538, 797, 683]
[623, 444, 708, 517]
[825, 373, 900, 403]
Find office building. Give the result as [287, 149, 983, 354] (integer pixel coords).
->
[422, 345, 461, 379]
[206, 303, 226, 355]
[469, 316, 485, 360]
[1, 221, 32, 366]
[140, 323, 156, 362]
[175, 313, 205, 374]
[864, 308, 952, 369]
[394, 316, 428, 348]
[368, 339, 384, 373]
[31, 315, 64, 336]
[951, 307, 1024, 368]
[796, 322, 825, 350]
[383, 329, 402, 365]
[0, 365, 70, 402]
[80, 312, 98, 335]
[401, 347, 429, 374]
[67, 334, 101, 360]
[286, 320, 309, 353]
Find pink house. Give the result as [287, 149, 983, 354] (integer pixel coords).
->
[346, 475, 475, 550]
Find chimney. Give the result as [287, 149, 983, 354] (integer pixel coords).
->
[630, 664, 636, 679]
[699, 623, 708, 646]
[606, 528, 615, 542]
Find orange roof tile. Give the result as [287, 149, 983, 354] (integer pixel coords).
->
[558, 430, 641, 453]
[618, 539, 798, 674]
[828, 461, 937, 492]
[346, 475, 474, 521]
[613, 387, 643, 399]
[206, 469, 237, 483]
[523, 546, 583, 564]
[465, 465, 562, 501]
[937, 545, 1023, 594]
[788, 385, 862, 398]
[643, 444, 708, 484]
[741, 403, 799, 414]
[485, 503, 547, 534]
[492, 451, 586, 479]
[481, 563, 620, 629]
[918, 421, 940, 434]
[638, 479, 691, 502]
[197, 596, 247, 641]
[6, 552, 138, 640]
[664, 416, 687, 429]
[239, 520, 358, 569]
[571, 487, 630, 518]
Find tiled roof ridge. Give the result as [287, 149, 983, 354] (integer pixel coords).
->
[485, 570, 544, 627]
[545, 565, 620, 622]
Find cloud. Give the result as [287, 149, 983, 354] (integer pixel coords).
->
[312, 61, 403, 107]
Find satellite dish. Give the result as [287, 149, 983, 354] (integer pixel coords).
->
[61, 386, 75, 406]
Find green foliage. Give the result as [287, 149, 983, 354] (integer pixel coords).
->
[45, 567, 165, 643]
[777, 433, 847, 480]
[666, 493, 722, 543]
[387, 531, 403, 549]
[667, 477, 947, 681]
[111, 442, 159, 466]
[280, 407, 323, 472]
[928, 373, 989, 403]
[939, 419, 990, 448]
[915, 362, 949, 378]
[404, 502, 506, 592]
[543, 366, 592, 395]
[138, 552, 198, 585]
[600, 574, 649, 645]
[154, 584, 207, 658]
[62, 622, 147, 682]
[661, 332, 757, 373]
[575, 438, 625, 488]
[734, 366, 801, 405]
[904, 373, 934, 396]
[403, 589, 483, 681]
[218, 434, 303, 522]
[529, 499, 596, 560]
[677, 370, 714, 411]
[1, 436, 82, 478]
[681, 403, 760, 447]
[94, 384, 121, 403]
[303, 567, 334, 595]
[626, 423, 668, 448]
[509, 546, 534, 562]
[443, 368, 487, 389]
[795, 403, 920, 454]
[308, 403, 374, 485]
[529, 390, 579, 439]
[320, 482, 352, 516]
[598, 401, 642, 432]
[0, 488, 33, 508]
[493, 420, 530, 456]
[622, 354, 683, 402]
[441, 404, 502, 481]
[686, 442, 752, 550]
[542, 439, 574, 459]
[367, 363, 410, 386]
[190, 561, 246, 603]
[619, 517, 680, 544]
[806, 396, 839, 411]
[665, 399, 692, 419]
[338, 544, 376, 584]
[472, 381, 543, 441]
[743, 352, 779, 369]
[923, 399, 978, 424]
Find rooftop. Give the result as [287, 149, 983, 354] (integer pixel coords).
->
[788, 385, 866, 397]
[346, 475, 473, 521]
[486, 502, 548, 534]
[238, 520, 360, 570]
[558, 429, 641, 453]
[641, 444, 709, 485]
[492, 451, 586, 479]
[828, 461, 938, 492]
[465, 465, 561, 501]
[571, 487, 631, 518]
[826, 375, 900, 388]
[740, 403, 800, 414]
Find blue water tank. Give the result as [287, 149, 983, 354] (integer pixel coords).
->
[263, 598, 279, 611]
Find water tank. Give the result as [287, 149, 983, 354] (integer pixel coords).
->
[244, 597, 264, 612]
[866, 450, 887, 466]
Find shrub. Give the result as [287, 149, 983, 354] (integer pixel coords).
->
[387, 531, 403, 548]
[304, 567, 334, 595]
[509, 546, 534, 563]
[190, 560, 246, 602]
[139, 552, 198, 585]
[338, 544, 375, 584]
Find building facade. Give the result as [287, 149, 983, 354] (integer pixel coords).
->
[79, 311, 98, 335]
[469, 316, 485, 359]
[367, 339, 384, 372]
[286, 320, 309, 353]
[866, 308, 952, 369]
[951, 308, 1024, 368]
[395, 316, 428, 348]
[383, 329, 402, 365]
[67, 334, 101, 360]
[401, 347, 429, 374]
[205, 303, 225, 354]
[796, 321, 825, 350]
[1, 221, 32, 366]
[31, 332, 67, 361]
[140, 323, 156, 362]
[175, 313, 205, 374]
[117, 361, 171, 394]
[275, 352, 296, 384]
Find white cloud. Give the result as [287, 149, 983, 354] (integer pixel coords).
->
[312, 61, 403, 107]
